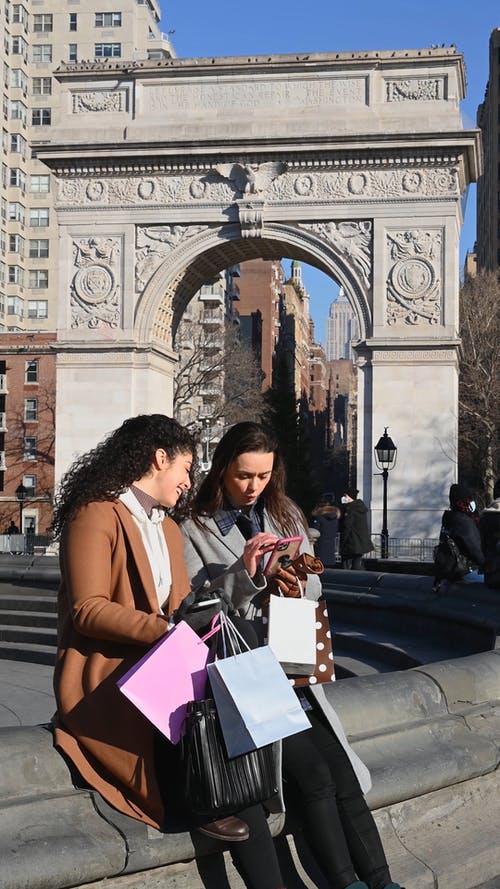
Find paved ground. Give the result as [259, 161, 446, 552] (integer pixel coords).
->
[0, 658, 55, 727]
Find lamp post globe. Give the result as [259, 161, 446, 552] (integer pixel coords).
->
[374, 429, 397, 559]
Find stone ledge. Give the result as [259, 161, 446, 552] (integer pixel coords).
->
[3, 652, 500, 887]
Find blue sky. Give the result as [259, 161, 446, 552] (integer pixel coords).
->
[159, 1, 498, 342]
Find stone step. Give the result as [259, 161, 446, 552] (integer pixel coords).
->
[0, 610, 57, 628]
[333, 653, 394, 678]
[0, 625, 57, 647]
[0, 640, 56, 666]
[0, 595, 57, 613]
[333, 621, 472, 669]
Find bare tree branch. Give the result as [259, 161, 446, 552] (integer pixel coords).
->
[458, 270, 500, 501]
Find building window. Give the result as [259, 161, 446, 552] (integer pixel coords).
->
[33, 13, 53, 32]
[32, 77, 52, 95]
[7, 295, 24, 315]
[68, 44, 77, 62]
[9, 168, 26, 190]
[8, 264, 24, 285]
[12, 4, 29, 27]
[29, 239, 49, 258]
[28, 269, 48, 289]
[23, 436, 37, 461]
[29, 238, 49, 259]
[12, 36, 28, 59]
[29, 175, 50, 193]
[9, 202, 25, 223]
[69, 13, 77, 31]
[94, 43, 121, 58]
[10, 133, 27, 157]
[31, 108, 51, 126]
[95, 12, 122, 26]
[25, 359, 38, 383]
[24, 398, 38, 422]
[11, 68, 28, 91]
[29, 208, 49, 227]
[27, 299, 48, 318]
[10, 100, 27, 123]
[9, 234, 25, 255]
[23, 473, 36, 496]
[32, 45, 52, 63]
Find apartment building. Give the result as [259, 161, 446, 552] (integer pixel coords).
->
[0, 0, 174, 529]
[1, 0, 174, 333]
[476, 28, 500, 271]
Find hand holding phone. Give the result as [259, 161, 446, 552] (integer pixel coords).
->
[263, 536, 303, 576]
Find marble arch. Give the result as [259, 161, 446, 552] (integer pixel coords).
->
[40, 48, 481, 537]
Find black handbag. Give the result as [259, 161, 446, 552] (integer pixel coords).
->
[181, 697, 278, 821]
[433, 532, 471, 581]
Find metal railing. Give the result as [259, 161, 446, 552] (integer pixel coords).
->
[0, 534, 52, 555]
[372, 535, 439, 562]
[311, 533, 439, 564]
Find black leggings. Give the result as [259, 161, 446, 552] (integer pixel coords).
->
[282, 709, 391, 889]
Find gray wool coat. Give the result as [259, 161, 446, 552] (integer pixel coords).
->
[180, 509, 372, 799]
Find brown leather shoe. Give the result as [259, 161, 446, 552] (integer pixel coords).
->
[198, 815, 250, 842]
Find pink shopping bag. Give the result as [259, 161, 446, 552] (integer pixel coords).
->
[117, 620, 211, 744]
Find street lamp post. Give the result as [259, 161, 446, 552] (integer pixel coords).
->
[15, 483, 27, 535]
[374, 428, 397, 559]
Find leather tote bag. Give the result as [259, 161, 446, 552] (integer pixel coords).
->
[181, 698, 278, 821]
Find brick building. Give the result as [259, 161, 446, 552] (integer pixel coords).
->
[0, 333, 55, 533]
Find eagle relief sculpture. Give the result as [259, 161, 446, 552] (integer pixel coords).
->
[214, 161, 287, 196]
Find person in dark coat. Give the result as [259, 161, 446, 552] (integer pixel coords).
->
[433, 484, 485, 593]
[311, 502, 341, 567]
[480, 479, 500, 589]
[339, 488, 374, 570]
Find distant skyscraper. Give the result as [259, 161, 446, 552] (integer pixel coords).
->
[477, 28, 500, 270]
[325, 289, 358, 360]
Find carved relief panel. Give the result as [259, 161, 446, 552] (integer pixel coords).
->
[385, 229, 442, 326]
[71, 236, 122, 329]
[55, 161, 459, 210]
[299, 220, 373, 289]
[135, 224, 208, 293]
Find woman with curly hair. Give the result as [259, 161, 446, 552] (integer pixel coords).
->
[181, 422, 404, 889]
[51, 414, 287, 889]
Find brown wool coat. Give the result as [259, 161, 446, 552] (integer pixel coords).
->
[53, 500, 191, 829]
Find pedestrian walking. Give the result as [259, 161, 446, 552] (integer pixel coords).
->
[311, 501, 341, 567]
[339, 489, 374, 570]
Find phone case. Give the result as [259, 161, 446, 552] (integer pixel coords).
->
[263, 536, 303, 576]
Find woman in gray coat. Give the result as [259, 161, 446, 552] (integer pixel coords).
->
[181, 422, 403, 889]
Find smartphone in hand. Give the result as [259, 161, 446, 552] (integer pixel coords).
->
[263, 536, 303, 576]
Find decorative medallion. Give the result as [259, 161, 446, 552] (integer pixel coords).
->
[386, 230, 441, 325]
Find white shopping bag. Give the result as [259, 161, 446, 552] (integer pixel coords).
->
[207, 625, 310, 757]
[267, 594, 317, 675]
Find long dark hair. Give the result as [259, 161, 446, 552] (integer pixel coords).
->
[193, 421, 305, 536]
[52, 414, 197, 536]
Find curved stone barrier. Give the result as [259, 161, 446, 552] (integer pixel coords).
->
[2, 650, 500, 888]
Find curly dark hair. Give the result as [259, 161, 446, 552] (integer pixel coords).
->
[192, 421, 305, 536]
[52, 414, 197, 537]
